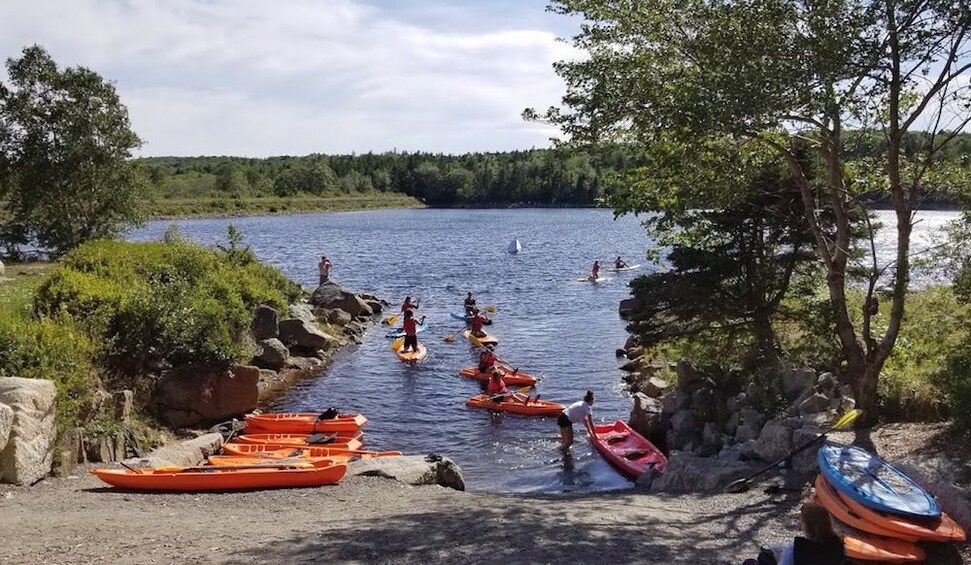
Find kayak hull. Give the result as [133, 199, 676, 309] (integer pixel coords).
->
[818, 444, 941, 519]
[90, 462, 347, 491]
[223, 443, 395, 457]
[463, 329, 499, 346]
[236, 434, 364, 451]
[842, 531, 925, 563]
[459, 367, 538, 387]
[465, 395, 564, 417]
[813, 475, 920, 542]
[395, 343, 427, 363]
[244, 413, 367, 434]
[208, 455, 341, 467]
[590, 420, 667, 480]
[578, 276, 609, 283]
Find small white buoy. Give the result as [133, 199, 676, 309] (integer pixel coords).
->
[507, 239, 522, 254]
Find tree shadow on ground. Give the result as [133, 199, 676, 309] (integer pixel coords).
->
[222, 488, 804, 565]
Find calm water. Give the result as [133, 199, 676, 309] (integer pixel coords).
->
[129, 208, 957, 492]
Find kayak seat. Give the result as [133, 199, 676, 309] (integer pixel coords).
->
[623, 449, 649, 459]
[604, 432, 631, 444]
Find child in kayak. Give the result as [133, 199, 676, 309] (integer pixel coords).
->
[558, 390, 595, 449]
[464, 292, 477, 317]
[591, 261, 601, 280]
[486, 371, 533, 405]
[469, 309, 488, 338]
[401, 296, 420, 314]
[614, 256, 628, 269]
[401, 310, 426, 352]
[478, 345, 498, 373]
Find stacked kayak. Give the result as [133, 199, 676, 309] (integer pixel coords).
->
[463, 329, 499, 346]
[235, 433, 364, 451]
[394, 343, 427, 364]
[459, 366, 538, 387]
[813, 444, 965, 562]
[221, 443, 400, 458]
[245, 412, 367, 434]
[589, 421, 667, 480]
[465, 394, 564, 417]
[90, 462, 347, 491]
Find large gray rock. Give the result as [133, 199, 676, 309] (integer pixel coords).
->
[156, 364, 259, 428]
[624, 335, 640, 350]
[753, 419, 794, 462]
[660, 390, 692, 415]
[310, 282, 374, 317]
[738, 407, 766, 429]
[254, 338, 289, 370]
[791, 427, 822, 473]
[279, 318, 339, 351]
[289, 302, 318, 326]
[676, 359, 706, 393]
[781, 368, 817, 400]
[347, 455, 465, 491]
[628, 393, 663, 442]
[124, 433, 224, 468]
[252, 304, 280, 340]
[649, 453, 756, 493]
[0, 403, 12, 452]
[619, 297, 643, 319]
[797, 393, 832, 415]
[639, 376, 667, 399]
[327, 308, 353, 326]
[619, 358, 642, 372]
[670, 409, 700, 436]
[734, 423, 761, 444]
[0, 378, 56, 485]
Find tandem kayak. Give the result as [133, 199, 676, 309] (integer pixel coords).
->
[463, 329, 499, 346]
[465, 394, 564, 417]
[91, 462, 347, 491]
[394, 343, 427, 364]
[235, 434, 364, 451]
[386, 323, 428, 338]
[458, 366, 538, 387]
[244, 412, 368, 434]
[590, 420, 667, 480]
[818, 444, 941, 520]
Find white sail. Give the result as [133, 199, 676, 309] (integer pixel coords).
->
[507, 239, 522, 254]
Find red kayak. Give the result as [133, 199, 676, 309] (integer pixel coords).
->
[244, 412, 367, 434]
[590, 421, 667, 480]
[458, 367, 538, 387]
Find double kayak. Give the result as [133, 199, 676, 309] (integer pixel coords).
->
[386, 323, 428, 338]
[394, 343, 427, 364]
[463, 329, 499, 346]
[605, 264, 642, 272]
[465, 394, 564, 417]
[818, 444, 941, 519]
[590, 420, 667, 480]
[222, 443, 400, 458]
[459, 366, 538, 387]
[91, 462, 347, 491]
[236, 433, 364, 451]
[245, 412, 367, 434]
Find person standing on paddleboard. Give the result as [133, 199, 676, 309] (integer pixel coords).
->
[558, 391, 594, 449]
[464, 292, 477, 317]
[401, 310, 425, 353]
[318, 256, 332, 285]
[400, 296, 420, 314]
[591, 261, 601, 280]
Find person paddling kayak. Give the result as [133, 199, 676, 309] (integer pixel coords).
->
[400, 296, 420, 314]
[486, 371, 533, 405]
[401, 310, 426, 353]
[469, 308, 488, 338]
[558, 390, 595, 449]
[614, 256, 628, 269]
[464, 292, 477, 317]
[591, 261, 601, 280]
[478, 345, 499, 373]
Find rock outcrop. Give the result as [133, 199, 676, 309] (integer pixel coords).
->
[279, 319, 340, 352]
[253, 338, 289, 370]
[252, 305, 280, 340]
[347, 455, 465, 491]
[124, 433, 224, 468]
[644, 452, 755, 492]
[0, 377, 56, 485]
[310, 282, 374, 318]
[156, 364, 259, 428]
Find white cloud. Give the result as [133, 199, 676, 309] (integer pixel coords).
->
[0, 0, 577, 156]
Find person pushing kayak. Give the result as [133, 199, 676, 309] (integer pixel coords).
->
[464, 292, 477, 317]
[558, 390, 595, 449]
[401, 310, 426, 353]
[614, 256, 628, 269]
[400, 296, 420, 314]
[591, 261, 601, 280]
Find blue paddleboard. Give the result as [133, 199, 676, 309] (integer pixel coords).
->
[817, 444, 940, 520]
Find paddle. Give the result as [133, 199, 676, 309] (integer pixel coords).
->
[392, 337, 404, 351]
[484, 305, 497, 313]
[152, 463, 313, 473]
[723, 409, 862, 494]
[384, 314, 400, 326]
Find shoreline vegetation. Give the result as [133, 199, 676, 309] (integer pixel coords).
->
[144, 193, 424, 220]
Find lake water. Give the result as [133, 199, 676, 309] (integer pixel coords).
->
[129, 208, 958, 492]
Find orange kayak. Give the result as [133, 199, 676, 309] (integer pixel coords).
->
[394, 343, 427, 364]
[466, 394, 564, 417]
[813, 476, 920, 542]
[235, 434, 363, 451]
[90, 462, 347, 491]
[463, 329, 499, 346]
[459, 367, 537, 387]
[842, 530, 925, 563]
[244, 412, 367, 434]
[221, 443, 401, 459]
[208, 455, 337, 467]
[827, 475, 966, 543]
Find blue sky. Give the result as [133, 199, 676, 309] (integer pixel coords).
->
[0, 0, 581, 157]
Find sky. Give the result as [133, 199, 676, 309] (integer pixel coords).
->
[0, 0, 581, 157]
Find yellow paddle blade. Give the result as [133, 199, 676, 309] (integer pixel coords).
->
[518, 386, 532, 393]
[484, 305, 496, 313]
[387, 314, 399, 326]
[832, 408, 862, 430]
[391, 337, 404, 351]
[467, 333, 483, 348]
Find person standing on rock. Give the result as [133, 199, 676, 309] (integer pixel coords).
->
[318, 256, 332, 285]
[558, 390, 595, 449]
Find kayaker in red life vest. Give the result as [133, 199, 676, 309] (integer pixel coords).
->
[478, 346, 498, 373]
[469, 308, 487, 338]
[558, 390, 595, 449]
[486, 371, 533, 405]
[401, 310, 425, 352]
[400, 296, 420, 314]
[591, 261, 601, 280]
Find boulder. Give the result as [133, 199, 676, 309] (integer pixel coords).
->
[649, 452, 756, 493]
[676, 359, 705, 393]
[0, 378, 56, 485]
[84, 432, 126, 463]
[691, 387, 717, 421]
[289, 302, 318, 326]
[156, 364, 259, 428]
[0, 403, 12, 452]
[619, 297, 641, 319]
[615, 348, 627, 358]
[619, 357, 642, 372]
[624, 335, 640, 350]
[670, 410, 700, 436]
[279, 318, 339, 351]
[326, 308, 353, 326]
[816, 372, 837, 393]
[781, 368, 817, 400]
[113, 390, 133, 423]
[797, 393, 832, 415]
[626, 346, 644, 360]
[734, 423, 761, 444]
[791, 427, 822, 473]
[660, 390, 692, 415]
[695, 422, 723, 457]
[628, 393, 664, 444]
[254, 338, 289, 370]
[753, 419, 794, 462]
[124, 433, 223, 468]
[252, 305, 280, 340]
[639, 377, 667, 399]
[310, 282, 374, 317]
[286, 356, 324, 371]
[738, 407, 766, 429]
[347, 455, 465, 491]
[53, 427, 82, 478]
[726, 392, 747, 414]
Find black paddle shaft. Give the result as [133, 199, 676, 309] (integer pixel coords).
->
[725, 434, 828, 493]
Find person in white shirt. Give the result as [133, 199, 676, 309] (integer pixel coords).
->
[557, 390, 595, 449]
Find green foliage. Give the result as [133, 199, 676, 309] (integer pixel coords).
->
[0, 45, 147, 257]
[33, 237, 301, 378]
[0, 316, 97, 433]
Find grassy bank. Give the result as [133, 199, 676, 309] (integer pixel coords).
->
[145, 194, 423, 219]
[0, 262, 53, 321]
